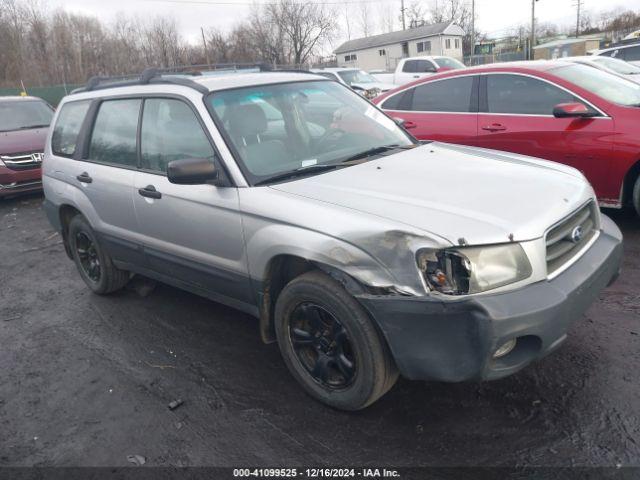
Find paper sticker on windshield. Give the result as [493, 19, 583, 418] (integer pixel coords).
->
[301, 159, 318, 167]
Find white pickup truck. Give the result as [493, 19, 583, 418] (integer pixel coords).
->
[371, 56, 466, 86]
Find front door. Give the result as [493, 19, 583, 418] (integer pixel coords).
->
[475, 73, 614, 199]
[132, 97, 252, 308]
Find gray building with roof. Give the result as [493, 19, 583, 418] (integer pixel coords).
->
[334, 22, 465, 71]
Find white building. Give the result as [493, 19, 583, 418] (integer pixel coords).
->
[334, 22, 465, 71]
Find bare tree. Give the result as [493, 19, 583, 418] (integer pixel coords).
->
[378, 2, 396, 33]
[0, 0, 340, 87]
[406, 1, 427, 28]
[267, 0, 336, 66]
[358, 2, 373, 37]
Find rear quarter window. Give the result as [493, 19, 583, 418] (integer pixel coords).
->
[51, 100, 91, 157]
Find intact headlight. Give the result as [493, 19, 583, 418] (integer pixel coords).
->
[417, 244, 532, 295]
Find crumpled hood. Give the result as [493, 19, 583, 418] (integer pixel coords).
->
[0, 128, 48, 155]
[352, 81, 396, 92]
[271, 142, 595, 246]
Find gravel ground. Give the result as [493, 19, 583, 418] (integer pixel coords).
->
[0, 193, 638, 469]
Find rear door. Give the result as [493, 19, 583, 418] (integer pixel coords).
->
[475, 73, 614, 198]
[132, 97, 252, 308]
[380, 75, 478, 144]
[53, 98, 142, 264]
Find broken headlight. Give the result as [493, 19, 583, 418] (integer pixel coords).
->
[417, 244, 532, 295]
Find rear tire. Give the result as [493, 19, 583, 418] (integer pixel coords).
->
[275, 270, 398, 410]
[68, 215, 129, 294]
[633, 175, 640, 217]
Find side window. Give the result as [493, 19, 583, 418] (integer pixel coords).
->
[381, 90, 411, 110]
[623, 46, 640, 61]
[416, 60, 436, 73]
[89, 99, 141, 167]
[603, 49, 619, 58]
[486, 74, 579, 115]
[409, 76, 475, 112]
[402, 60, 417, 73]
[51, 100, 91, 157]
[140, 98, 214, 173]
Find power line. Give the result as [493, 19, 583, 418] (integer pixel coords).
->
[141, 0, 390, 5]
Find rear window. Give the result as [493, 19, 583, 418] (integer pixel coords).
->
[51, 100, 91, 158]
[433, 58, 466, 70]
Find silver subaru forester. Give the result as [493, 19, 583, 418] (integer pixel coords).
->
[43, 69, 623, 410]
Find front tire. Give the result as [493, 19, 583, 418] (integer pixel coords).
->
[275, 270, 398, 410]
[68, 215, 129, 294]
[633, 175, 640, 217]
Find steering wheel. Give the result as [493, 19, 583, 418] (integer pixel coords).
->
[314, 127, 347, 154]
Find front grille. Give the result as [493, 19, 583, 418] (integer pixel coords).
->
[546, 202, 598, 276]
[0, 152, 43, 171]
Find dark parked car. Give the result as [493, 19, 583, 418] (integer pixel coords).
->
[374, 61, 640, 216]
[0, 96, 54, 198]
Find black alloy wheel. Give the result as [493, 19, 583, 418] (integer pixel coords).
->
[288, 302, 356, 389]
[75, 231, 101, 283]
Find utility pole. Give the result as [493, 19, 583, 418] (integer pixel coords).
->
[470, 0, 475, 58]
[401, 0, 406, 30]
[574, 0, 583, 37]
[530, 0, 538, 60]
[201, 27, 211, 69]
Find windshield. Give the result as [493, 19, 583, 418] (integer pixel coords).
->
[553, 63, 640, 106]
[207, 80, 414, 185]
[591, 56, 640, 75]
[434, 57, 466, 70]
[0, 100, 53, 132]
[337, 70, 378, 85]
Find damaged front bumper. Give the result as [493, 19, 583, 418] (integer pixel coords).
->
[357, 215, 623, 382]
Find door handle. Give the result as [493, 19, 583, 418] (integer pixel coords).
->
[138, 185, 162, 199]
[413, 75, 420, 78]
[482, 124, 507, 132]
[402, 120, 418, 130]
[76, 172, 92, 183]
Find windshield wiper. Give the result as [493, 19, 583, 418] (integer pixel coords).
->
[254, 164, 341, 186]
[341, 144, 419, 163]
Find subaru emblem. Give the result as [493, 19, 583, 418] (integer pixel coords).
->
[570, 226, 583, 244]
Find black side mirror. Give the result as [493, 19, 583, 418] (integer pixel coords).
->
[167, 158, 218, 185]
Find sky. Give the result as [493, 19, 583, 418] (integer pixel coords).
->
[45, 0, 640, 50]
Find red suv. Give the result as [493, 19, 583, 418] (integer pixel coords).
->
[0, 96, 54, 198]
[374, 61, 640, 215]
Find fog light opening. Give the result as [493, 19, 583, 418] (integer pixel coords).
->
[493, 338, 517, 359]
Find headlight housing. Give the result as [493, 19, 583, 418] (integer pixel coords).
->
[363, 87, 381, 99]
[417, 244, 532, 295]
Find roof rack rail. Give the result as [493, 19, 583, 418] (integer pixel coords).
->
[71, 67, 209, 95]
[69, 63, 317, 96]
